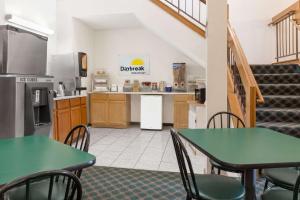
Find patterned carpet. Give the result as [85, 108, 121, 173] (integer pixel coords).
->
[81, 166, 266, 200]
[251, 64, 300, 137]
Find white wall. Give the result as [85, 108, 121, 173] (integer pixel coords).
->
[94, 28, 204, 85]
[56, 0, 206, 67]
[94, 27, 205, 122]
[0, 0, 4, 24]
[228, 0, 296, 64]
[73, 19, 96, 90]
[3, 0, 57, 73]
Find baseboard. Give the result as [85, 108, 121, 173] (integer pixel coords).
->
[130, 122, 173, 127]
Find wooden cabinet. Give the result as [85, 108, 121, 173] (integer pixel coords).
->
[90, 93, 130, 128]
[53, 96, 87, 143]
[56, 108, 71, 142]
[173, 94, 194, 129]
[108, 101, 127, 127]
[81, 104, 87, 125]
[70, 106, 82, 128]
[91, 100, 109, 125]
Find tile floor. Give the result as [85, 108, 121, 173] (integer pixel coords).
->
[89, 125, 208, 173]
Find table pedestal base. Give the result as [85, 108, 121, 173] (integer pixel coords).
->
[244, 169, 256, 200]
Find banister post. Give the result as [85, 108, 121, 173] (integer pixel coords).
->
[246, 86, 256, 128]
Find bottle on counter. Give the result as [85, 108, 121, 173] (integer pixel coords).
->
[159, 81, 166, 92]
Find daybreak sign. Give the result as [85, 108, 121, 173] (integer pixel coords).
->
[119, 55, 150, 75]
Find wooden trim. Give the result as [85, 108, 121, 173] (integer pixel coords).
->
[228, 23, 264, 104]
[150, 0, 206, 38]
[272, 58, 300, 64]
[245, 86, 257, 128]
[227, 69, 245, 123]
[271, 2, 299, 25]
[227, 22, 263, 127]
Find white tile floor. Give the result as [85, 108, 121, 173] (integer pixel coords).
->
[89, 125, 208, 173]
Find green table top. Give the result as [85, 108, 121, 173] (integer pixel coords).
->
[179, 128, 300, 170]
[0, 136, 96, 185]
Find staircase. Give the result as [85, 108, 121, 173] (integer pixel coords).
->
[251, 64, 300, 137]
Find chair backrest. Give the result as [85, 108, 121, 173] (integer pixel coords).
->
[207, 111, 245, 129]
[64, 125, 90, 152]
[0, 170, 82, 200]
[170, 128, 200, 199]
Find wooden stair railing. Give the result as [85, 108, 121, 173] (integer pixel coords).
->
[270, 0, 300, 63]
[227, 23, 264, 128]
[151, 0, 263, 127]
[151, 0, 206, 37]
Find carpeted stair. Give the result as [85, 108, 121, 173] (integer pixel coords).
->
[251, 64, 300, 137]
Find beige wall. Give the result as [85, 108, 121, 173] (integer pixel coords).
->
[206, 0, 228, 122]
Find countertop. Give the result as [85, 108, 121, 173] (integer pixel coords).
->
[54, 94, 87, 101]
[89, 91, 194, 95]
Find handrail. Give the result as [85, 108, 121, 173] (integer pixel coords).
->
[227, 23, 264, 127]
[271, 1, 299, 25]
[151, 0, 206, 37]
[227, 23, 264, 104]
[151, 0, 207, 31]
[270, 0, 300, 63]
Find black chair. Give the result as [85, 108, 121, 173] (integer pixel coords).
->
[64, 125, 90, 178]
[263, 168, 300, 191]
[170, 129, 245, 200]
[0, 170, 82, 200]
[262, 174, 300, 200]
[207, 111, 245, 183]
[64, 125, 90, 152]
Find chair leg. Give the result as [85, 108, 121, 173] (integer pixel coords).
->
[264, 180, 269, 191]
[217, 168, 221, 175]
[241, 173, 244, 185]
[186, 194, 192, 200]
[211, 166, 215, 174]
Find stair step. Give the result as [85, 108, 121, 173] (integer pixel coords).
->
[259, 84, 300, 96]
[256, 108, 300, 123]
[254, 73, 300, 84]
[251, 64, 300, 74]
[256, 122, 300, 138]
[257, 95, 300, 108]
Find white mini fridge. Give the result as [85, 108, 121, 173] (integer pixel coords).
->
[140, 95, 163, 130]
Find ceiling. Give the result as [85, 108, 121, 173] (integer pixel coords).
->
[78, 13, 143, 30]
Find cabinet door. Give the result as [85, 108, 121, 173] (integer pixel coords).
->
[174, 101, 189, 129]
[52, 111, 57, 140]
[108, 101, 127, 127]
[90, 100, 109, 126]
[71, 106, 81, 129]
[57, 108, 71, 143]
[81, 104, 87, 125]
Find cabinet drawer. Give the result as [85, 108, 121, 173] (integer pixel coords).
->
[70, 98, 81, 107]
[109, 94, 126, 101]
[56, 99, 70, 109]
[174, 94, 194, 102]
[91, 93, 108, 101]
[81, 97, 87, 105]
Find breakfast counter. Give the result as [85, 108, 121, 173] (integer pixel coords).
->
[54, 94, 87, 101]
[52, 95, 87, 143]
[89, 91, 196, 129]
